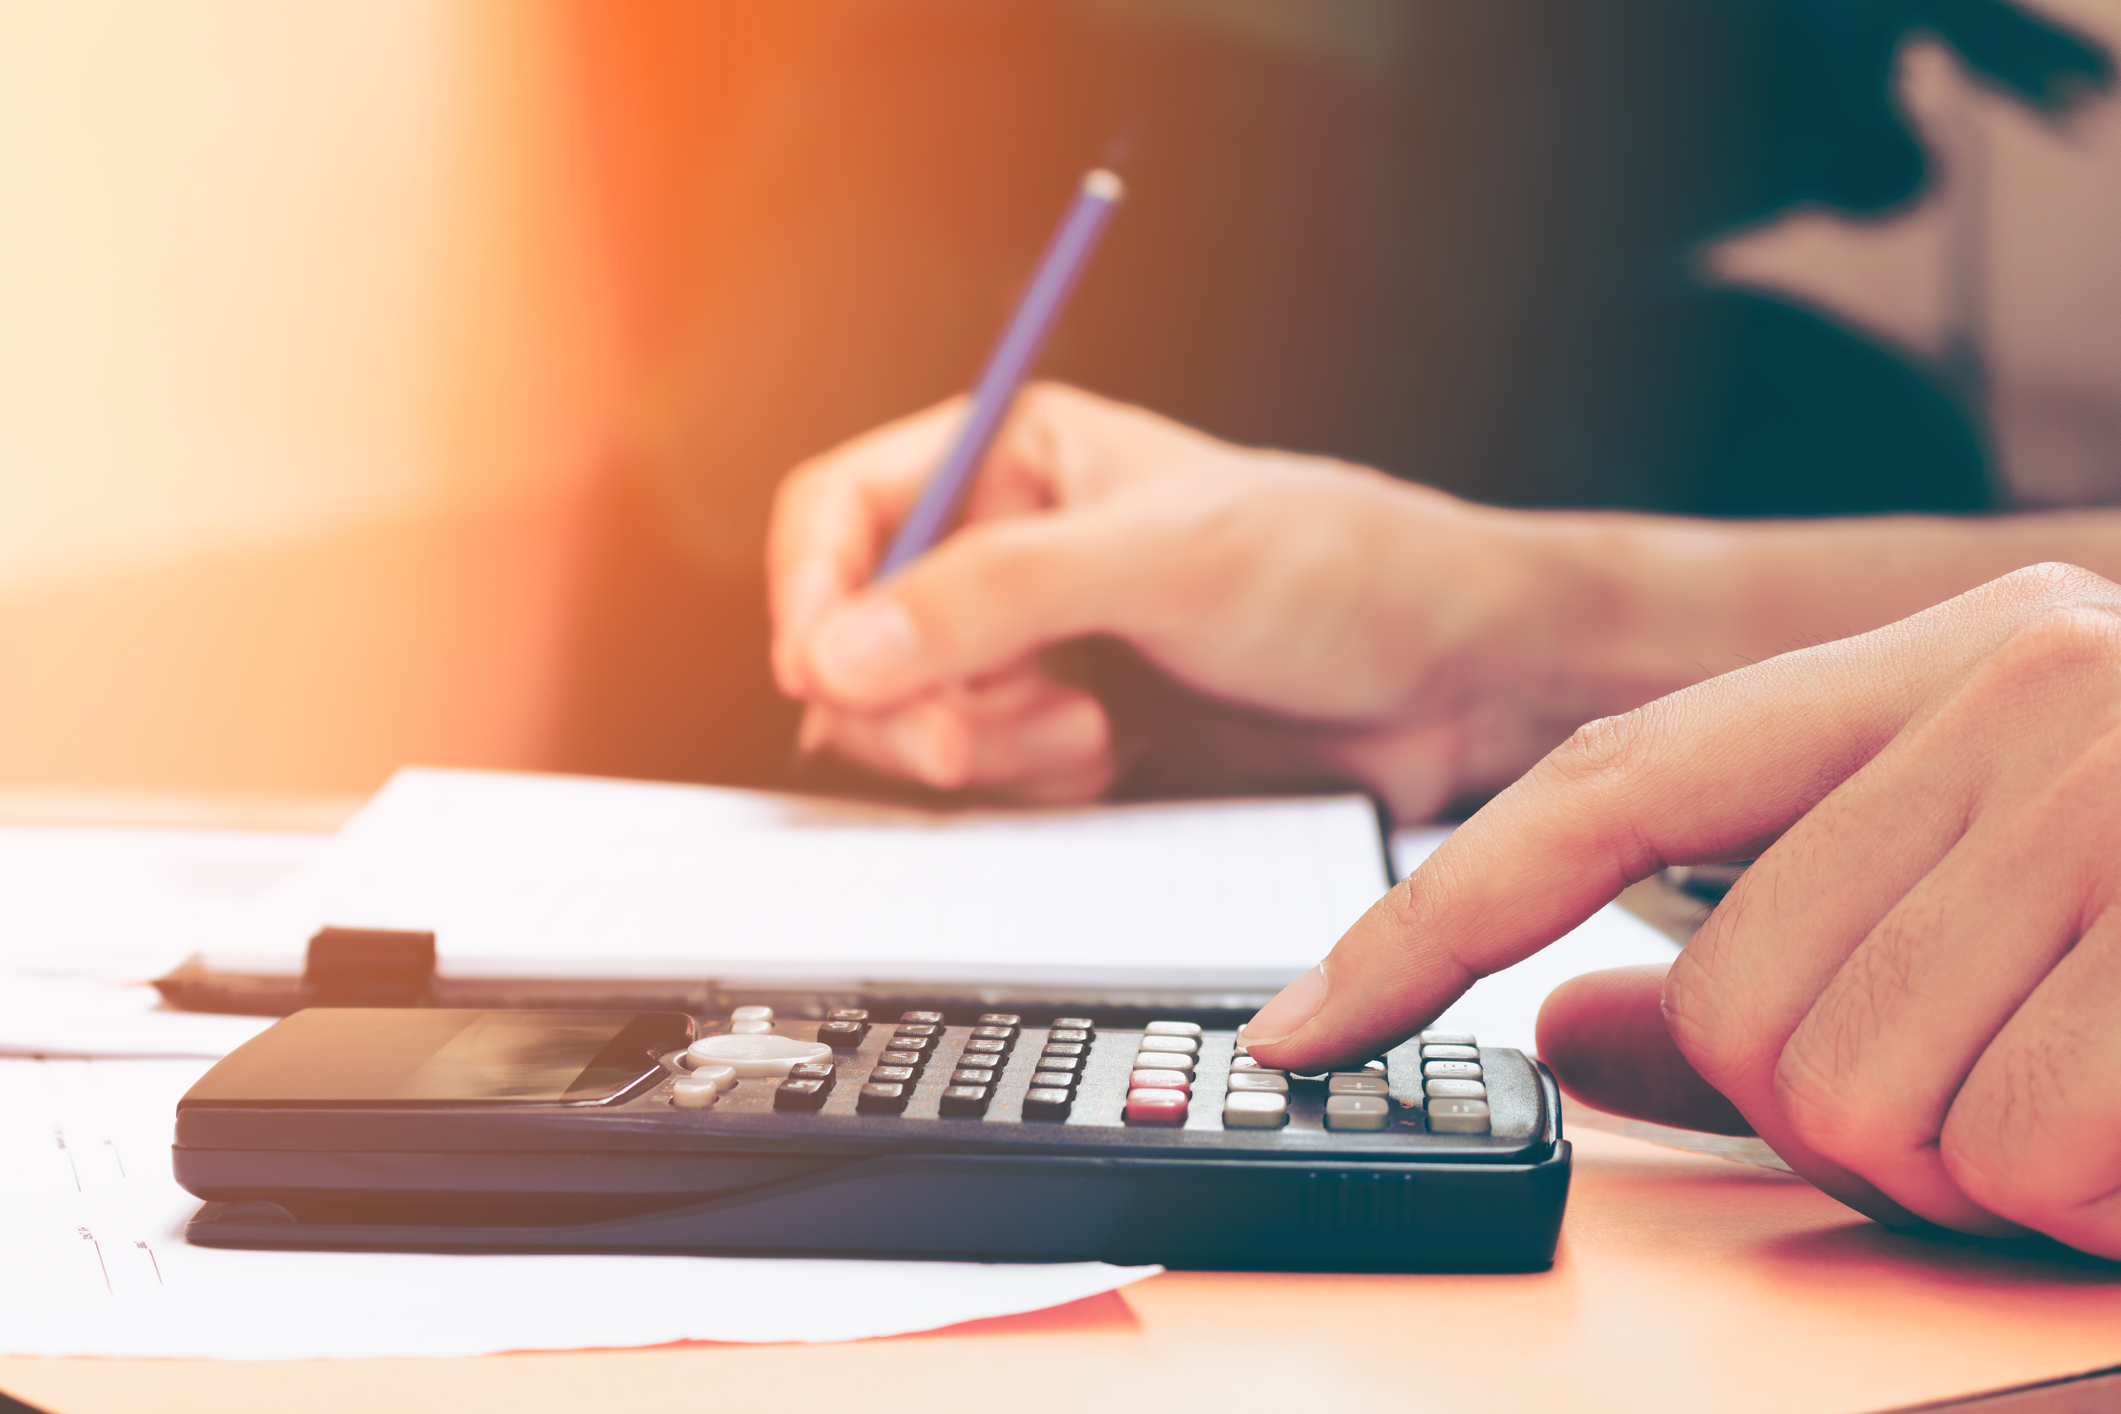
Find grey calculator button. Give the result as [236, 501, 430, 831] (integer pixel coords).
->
[1428, 1098, 1491, 1133]
[1226, 1071, 1288, 1093]
[1327, 1072, 1389, 1096]
[1222, 1092, 1289, 1128]
[1048, 1028, 1091, 1045]
[1423, 1059, 1483, 1080]
[1425, 1077, 1487, 1100]
[1323, 1095, 1391, 1131]
[950, 1067, 997, 1086]
[1031, 1070, 1080, 1090]
[1144, 1020, 1203, 1037]
[1420, 1030, 1477, 1046]
[1421, 1044, 1480, 1061]
[1042, 1042, 1086, 1058]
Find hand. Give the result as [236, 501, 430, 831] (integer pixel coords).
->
[769, 383, 1601, 815]
[1245, 564, 2121, 1258]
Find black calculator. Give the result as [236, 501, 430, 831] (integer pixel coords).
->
[175, 1007, 1569, 1270]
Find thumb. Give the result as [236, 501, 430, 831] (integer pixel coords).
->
[1535, 964, 1752, 1135]
[802, 506, 1133, 707]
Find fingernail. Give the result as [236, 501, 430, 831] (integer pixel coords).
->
[812, 599, 919, 695]
[889, 706, 969, 789]
[1244, 961, 1330, 1047]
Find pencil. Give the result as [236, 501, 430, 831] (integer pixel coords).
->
[874, 167, 1126, 581]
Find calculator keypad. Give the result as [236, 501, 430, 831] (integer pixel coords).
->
[665, 1015, 1499, 1140]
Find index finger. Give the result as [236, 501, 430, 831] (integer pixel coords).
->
[1242, 566, 2113, 1071]
[768, 399, 967, 696]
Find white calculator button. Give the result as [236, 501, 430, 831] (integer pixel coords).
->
[1424, 1078, 1486, 1100]
[1138, 1050, 1195, 1072]
[1137, 1034, 1199, 1055]
[1226, 1071, 1288, 1093]
[1421, 1044, 1480, 1061]
[1223, 1092, 1288, 1128]
[1422, 1059, 1483, 1080]
[729, 1019, 775, 1035]
[1129, 1068, 1192, 1092]
[1323, 1095, 1391, 1131]
[688, 1063, 739, 1092]
[1428, 1098, 1492, 1133]
[1420, 1030, 1477, 1046]
[729, 1005, 774, 1023]
[670, 1076, 722, 1109]
[684, 1034, 832, 1077]
[1229, 1055, 1263, 1071]
[1144, 1020, 1203, 1037]
[1327, 1072, 1389, 1096]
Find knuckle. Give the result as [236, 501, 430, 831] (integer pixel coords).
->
[1660, 947, 1739, 1082]
[1939, 1037, 2084, 1229]
[1540, 709, 1660, 797]
[1771, 1032, 1876, 1163]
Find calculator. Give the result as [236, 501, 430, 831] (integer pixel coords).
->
[175, 1007, 1570, 1270]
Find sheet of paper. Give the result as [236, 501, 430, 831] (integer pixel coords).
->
[234, 768, 1395, 990]
[0, 1056, 1159, 1359]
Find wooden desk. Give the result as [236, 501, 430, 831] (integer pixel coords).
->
[2, 793, 2117, 1414]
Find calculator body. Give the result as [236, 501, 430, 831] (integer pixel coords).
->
[175, 1008, 1569, 1271]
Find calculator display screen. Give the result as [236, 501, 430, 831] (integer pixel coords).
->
[182, 1009, 692, 1107]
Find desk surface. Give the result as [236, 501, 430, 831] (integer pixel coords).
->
[4, 1127, 2118, 1414]
[2, 791, 2118, 1414]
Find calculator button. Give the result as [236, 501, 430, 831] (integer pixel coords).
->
[1139, 1050, 1194, 1073]
[827, 1008, 870, 1024]
[870, 1064, 918, 1085]
[886, 1034, 936, 1053]
[1222, 1092, 1288, 1128]
[1324, 1095, 1391, 1131]
[951, 1067, 998, 1087]
[787, 1062, 837, 1086]
[857, 1082, 909, 1114]
[876, 1050, 926, 1070]
[1137, 1034, 1199, 1056]
[1033, 1053, 1081, 1074]
[1022, 1087, 1073, 1120]
[970, 1025, 1017, 1044]
[900, 1011, 946, 1025]
[729, 1019, 775, 1035]
[977, 1013, 1022, 1027]
[1226, 1071, 1288, 1093]
[1328, 1072, 1390, 1096]
[774, 1078, 831, 1111]
[1423, 1060, 1482, 1080]
[1129, 1068, 1191, 1092]
[939, 1085, 992, 1117]
[1051, 1018, 1095, 1033]
[730, 1004, 774, 1023]
[1041, 1042, 1086, 1059]
[683, 1063, 738, 1091]
[1228, 1055, 1263, 1071]
[1032, 1070, 1081, 1091]
[1144, 1020, 1203, 1037]
[894, 1024, 942, 1040]
[1421, 1043, 1480, 1061]
[1428, 1098, 1492, 1133]
[670, 1076, 723, 1108]
[685, 1034, 833, 1077]
[1420, 1030, 1477, 1046]
[1048, 1028, 1092, 1045]
[1425, 1078, 1487, 1100]
[1124, 1088, 1190, 1124]
[963, 1038, 1009, 1057]
[817, 1020, 867, 1048]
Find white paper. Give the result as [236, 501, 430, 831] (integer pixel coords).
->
[0, 1057, 1159, 1359]
[235, 768, 1395, 990]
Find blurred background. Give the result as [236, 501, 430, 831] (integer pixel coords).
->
[1, 0, 2117, 800]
